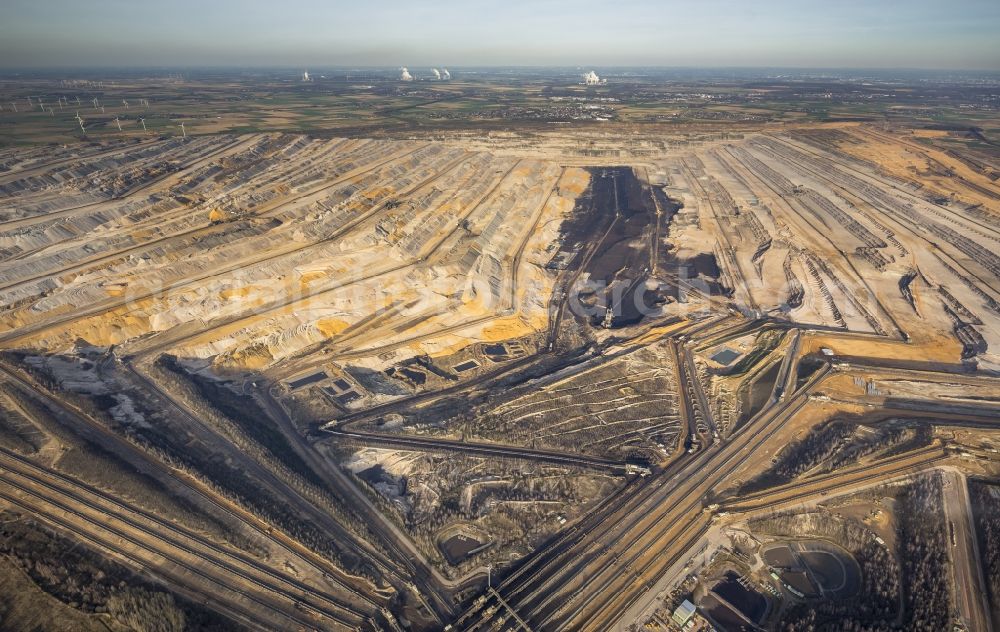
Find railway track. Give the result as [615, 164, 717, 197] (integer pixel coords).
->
[0, 488, 314, 632]
[0, 142, 440, 347]
[666, 339, 698, 446]
[720, 444, 948, 513]
[459, 329, 730, 617]
[771, 328, 801, 403]
[466, 350, 825, 629]
[268, 158, 530, 380]
[458, 472, 665, 631]
[0, 446, 372, 628]
[460, 376, 712, 628]
[0, 469, 363, 631]
[0, 137, 165, 185]
[121, 360, 410, 581]
[536, 388, 818, 631]
[328, 428, 627, 473]
[0, 136, 250, 231]
[720, 145, 903, 339]
[0, 363, 387, 609]
[680, 344, 717, 439]
[458, 360, 831, 631]
[268, 163, 563, 371]
[568, 359, 997, 630]
[508, 168, 564, 314]
[253, 385, 458, 623]
[114, 148, 473, 358]
[643, 166, 664, 274]
[588, 442, 951, 629]
[0, 136, 289, 270]
[545, 169, 622, 350]
[459, 337, 728, 628]
[759, 134, 1000, 298]
[0, 135, 391, 291]
[847, 128, 1000, 233]
[679, 158, 759, 314]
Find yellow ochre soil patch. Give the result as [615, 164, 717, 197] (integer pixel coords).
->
[480, 316, 535, 341]
[801, 330, 962, 365]
[316, 317, 350, 337]
[219, 286, 253, 300]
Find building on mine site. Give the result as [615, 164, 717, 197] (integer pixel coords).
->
[672, 599, 697, 626]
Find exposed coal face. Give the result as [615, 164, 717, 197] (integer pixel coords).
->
[556, 166, 719, 329]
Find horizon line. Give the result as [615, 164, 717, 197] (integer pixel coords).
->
[1, 64, 998, 74]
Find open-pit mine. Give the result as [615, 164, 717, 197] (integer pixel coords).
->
[0, 70, 999, 632]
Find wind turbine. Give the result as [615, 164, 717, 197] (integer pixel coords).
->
[10, 102, 16, 113]
[92, 97, 99, 110]
[122, 98, 129, 109]
[138, 117, 146, 132]
[114, 117, 122, 131]
[75, 96, 81, 106]
[37, 98, 44, 111]
[76, 112, 86, 134]
[100, 106, 105, 113]
[179, 122, 186, 138]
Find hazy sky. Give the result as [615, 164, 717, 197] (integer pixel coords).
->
[2, 0, 998, 70]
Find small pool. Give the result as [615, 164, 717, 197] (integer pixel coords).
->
[439, 533, 490, 565]
[711, 348, 741, 366]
